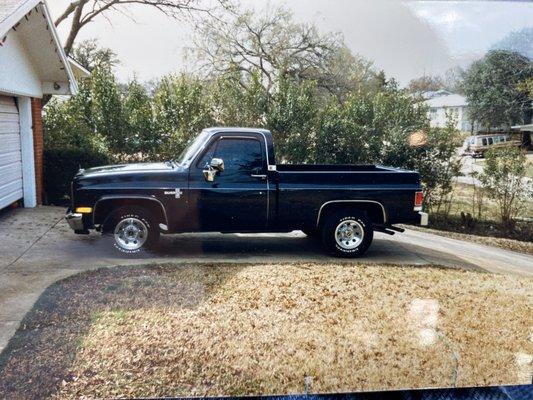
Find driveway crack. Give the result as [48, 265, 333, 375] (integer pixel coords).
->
[0, 217, 63, 272]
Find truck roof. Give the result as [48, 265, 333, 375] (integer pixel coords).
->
[203, 127, 271, 135]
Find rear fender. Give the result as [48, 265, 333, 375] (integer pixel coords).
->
[316, 200, 387, 227]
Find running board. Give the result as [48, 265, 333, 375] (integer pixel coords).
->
[373, 225, 396, 235]
[388, 226, 405, 233]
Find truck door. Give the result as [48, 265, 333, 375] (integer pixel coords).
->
[188, 134, 269, 231]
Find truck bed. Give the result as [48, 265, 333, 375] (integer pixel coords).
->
[274, 164, 421, 227]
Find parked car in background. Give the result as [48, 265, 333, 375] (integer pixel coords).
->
[462, 133, 521, 157]
[65, 127, 427, 257]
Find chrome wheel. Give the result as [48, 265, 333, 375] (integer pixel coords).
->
[334, 219, 364, 250]
[114, 217, 148, 251]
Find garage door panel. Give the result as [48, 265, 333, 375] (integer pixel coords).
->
[0, 134, 22, 152]
[0, 113, 19, 122]
[0, 104, 18, 114]
[0, 163, 23, 186]
[0, 98, 18, 114]
[0, 151, 22, 168]
[0, 95, 23, 209]
[0, 179, 22, 199]
[0, 189, 23, 209]
[0, 121, 20, 134]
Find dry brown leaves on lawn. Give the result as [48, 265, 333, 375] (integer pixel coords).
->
[0, 263, 531, 399]
[40, 263, 533, 399]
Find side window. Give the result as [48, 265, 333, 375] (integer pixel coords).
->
[482, 138, 488, 146]
[214, 138, 263, 180]
[196, 140, 217, 168]
[487, 137, 493, 145]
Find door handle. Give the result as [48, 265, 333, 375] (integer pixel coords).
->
[251, 174, 267, 180]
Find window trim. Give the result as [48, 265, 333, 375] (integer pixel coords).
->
[195, 135, 265, 172]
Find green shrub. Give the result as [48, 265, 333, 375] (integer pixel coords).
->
[44, 148, 111, 205]
[478, 146, 530, 227]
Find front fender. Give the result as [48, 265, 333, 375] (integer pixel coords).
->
[92, 195, 169, 228]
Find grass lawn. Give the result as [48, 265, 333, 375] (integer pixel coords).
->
[0, 263, 531, 399]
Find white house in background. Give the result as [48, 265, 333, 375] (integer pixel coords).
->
[0, 0, 88, 210]
[424, 91, 472, 132]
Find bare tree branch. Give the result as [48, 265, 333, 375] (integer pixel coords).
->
[190, 4, 373, 99]
[55, 0, 231, 54]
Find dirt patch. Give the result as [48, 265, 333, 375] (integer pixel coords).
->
[0, 263, 531, 399]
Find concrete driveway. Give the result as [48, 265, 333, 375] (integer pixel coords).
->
[0, 206, 532, 352]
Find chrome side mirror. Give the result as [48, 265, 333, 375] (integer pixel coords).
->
[210, 158, 224, 172]
[203, 169, 217, 182]
[203, 158, 224, 182]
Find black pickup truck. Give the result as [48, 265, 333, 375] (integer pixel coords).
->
[66, 127, 427, 257]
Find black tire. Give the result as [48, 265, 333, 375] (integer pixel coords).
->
[104, 206, 160, 254]
[321, 210, 373, 258]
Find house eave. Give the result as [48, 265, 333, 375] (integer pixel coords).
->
[0, 0, 78, 95]
[40, 0, 78, 94]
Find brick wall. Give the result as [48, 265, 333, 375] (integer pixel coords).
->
[31, 98, 43, 205]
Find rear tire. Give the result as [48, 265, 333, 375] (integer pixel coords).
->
[104, 206, 160, 254]
[321, 210, 373, 258]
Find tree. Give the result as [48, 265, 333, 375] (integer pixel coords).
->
[442, 66, 465, 94]
[90, 66, 126, 155]
[192, 5, 375, 99]
[478, 147, 531, 227]
[44, 64, 129, 158]
[517, 77, 533, 97]
[54, 0, 229, 54]
[123, 79, 159, 159]
[462, 50, 533, 130]
[491, 27, 533, 59]
[208, 69, 269, 127]
[43, 90, 98, 151]
[266, 77, 318, 163]
[152, 74, 213, 159]
[407, 75, 444, 95]
[71, 39, 120, 71]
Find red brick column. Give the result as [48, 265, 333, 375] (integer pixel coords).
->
[31, 98, 43, 205]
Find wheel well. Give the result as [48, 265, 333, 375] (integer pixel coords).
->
[94, 198, 167, 230]
[317, 201, 386, 227]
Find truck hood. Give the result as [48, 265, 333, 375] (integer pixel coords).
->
[78, 162, 183, 178]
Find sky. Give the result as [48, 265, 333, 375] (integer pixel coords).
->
[47, 0, 533, 85]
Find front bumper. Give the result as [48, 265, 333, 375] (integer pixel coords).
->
[65, 211, 84, 231]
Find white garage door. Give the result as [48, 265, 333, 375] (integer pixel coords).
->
[0, 95, 23, 209]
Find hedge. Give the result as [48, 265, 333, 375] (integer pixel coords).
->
[44, 148, 111, 205]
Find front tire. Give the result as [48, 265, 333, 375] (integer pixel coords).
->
[105, 206, 160, 254]
[321, 210, 373, 257]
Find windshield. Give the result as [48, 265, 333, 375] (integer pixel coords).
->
[175, 131, 211, 166]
